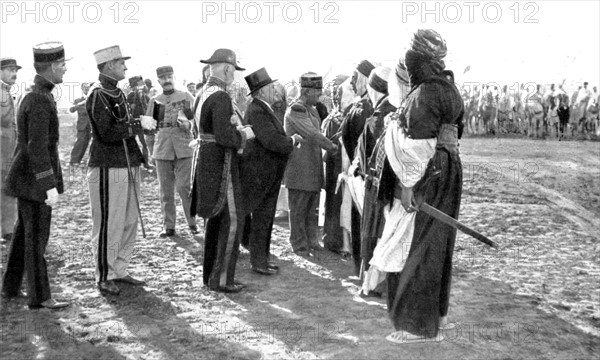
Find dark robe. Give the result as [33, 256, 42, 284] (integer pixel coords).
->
[340, 96, 374, 273]
[321, 111, 344, 252]
[356, 97, 396, 268]
[386, 71, 464, 339]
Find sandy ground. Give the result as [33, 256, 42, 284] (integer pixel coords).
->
[1, 126, 599, 359]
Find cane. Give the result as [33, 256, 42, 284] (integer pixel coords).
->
[123, 139, 146, 238]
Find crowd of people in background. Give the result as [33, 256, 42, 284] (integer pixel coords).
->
[459, 81, 599, 140]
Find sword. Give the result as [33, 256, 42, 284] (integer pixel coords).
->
[419, 202, 498, 248]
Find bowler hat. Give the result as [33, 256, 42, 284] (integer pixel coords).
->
[245, 67, 277, 95]
[200, 49, 245, 71]
[33, 42, 72, 63]
[0, 57, 22, 70]
[93, 45, 130, 65]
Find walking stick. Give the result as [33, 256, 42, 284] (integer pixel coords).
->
[123, 139, 146, 238]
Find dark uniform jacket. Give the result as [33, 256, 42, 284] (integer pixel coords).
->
[87, 74, 144, 168]
[4, 75, 63, 202]
[240, 98, 293, 214]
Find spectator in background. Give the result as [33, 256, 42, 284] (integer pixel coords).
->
[0, 57, 21, 244]
[69, 82, 92, 167]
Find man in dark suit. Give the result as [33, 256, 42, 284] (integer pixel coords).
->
[240, 68, 302, 275]
[1, 42, 70, 309]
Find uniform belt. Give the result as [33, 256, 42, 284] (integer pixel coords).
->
[157, 122, 180, 129]
[199, 133, 215, 142]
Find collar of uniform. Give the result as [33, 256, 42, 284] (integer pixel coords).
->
[206, 76, 227, 90]
[163, 88, 175, 96]
[0, 80, 11, 91]
[34, 74, 55, 92]
[98, 73, 119, 89]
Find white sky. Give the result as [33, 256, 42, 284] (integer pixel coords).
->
[1, 0, 599, 105]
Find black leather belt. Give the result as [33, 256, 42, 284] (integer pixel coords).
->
[157, 122, 180, 128]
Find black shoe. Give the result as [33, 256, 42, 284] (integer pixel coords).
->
[189, 225, 200, 235]
[210, 284, 244, 293]
[1, 290, 26, 299]
[98, 280, 120, 295]
[267, 262, 279, 270]
[310, 244, 325, 252]
[160, 229, 176, 238]
[115, 275, 146, 286]
[252, 266, 278, 275]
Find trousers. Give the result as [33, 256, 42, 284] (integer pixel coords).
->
[155, 158, 196, 230]
[2, 198, 52, 306]
[88, 167, 140, 282]
[287, 189, 320, 251]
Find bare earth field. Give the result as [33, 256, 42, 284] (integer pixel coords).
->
[1, 125, 599, 359]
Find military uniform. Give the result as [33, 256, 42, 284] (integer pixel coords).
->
[69, 92, 92, 164]
[0, 58, 19, 239]
[2, 45, 66, 308]
[87, 46, 144, 287]
[146, 66, 196, 234]
[284, 74, 337, 253]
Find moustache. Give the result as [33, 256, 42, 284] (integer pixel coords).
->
[163, 82, 173, 87]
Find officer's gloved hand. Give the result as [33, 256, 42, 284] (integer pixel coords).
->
[141, 115, 157, 131]
[45, 188, 59, 207]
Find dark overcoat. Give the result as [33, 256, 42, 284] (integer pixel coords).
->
[240, 99, 293, 213]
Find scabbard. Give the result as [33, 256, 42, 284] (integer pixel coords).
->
[420, 203, 498, 249]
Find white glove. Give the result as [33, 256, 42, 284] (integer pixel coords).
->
[140, 115, 157, 130]
[45, 188, 59, 207]
[291, 134, 303, 147]
[240, 126, 255, 140]
[188, 139, 199, 148]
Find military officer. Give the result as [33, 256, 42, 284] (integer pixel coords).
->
[2, 43, 70, 309]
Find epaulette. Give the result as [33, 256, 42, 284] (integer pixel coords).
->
[291, 103, 306, 113]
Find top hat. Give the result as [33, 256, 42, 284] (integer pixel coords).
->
[156, 66, 174, 77]
[33, 42, 71, 63]
[245, 67, 277, 95]
[129, 75, 143, 87]
[300, 73, 323, 89]
[356, 60, 375, 78]
[93, 45, 131, 65]
[200, 49, 245, 71]
[0, 57, 22, 70]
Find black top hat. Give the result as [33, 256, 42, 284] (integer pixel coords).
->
[200, 49, 245, 71]
[33, 41, 71, 63]
[245, 68, 277, 95]
[129, 75, 143, 87]
[0, 57, 22, 70]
